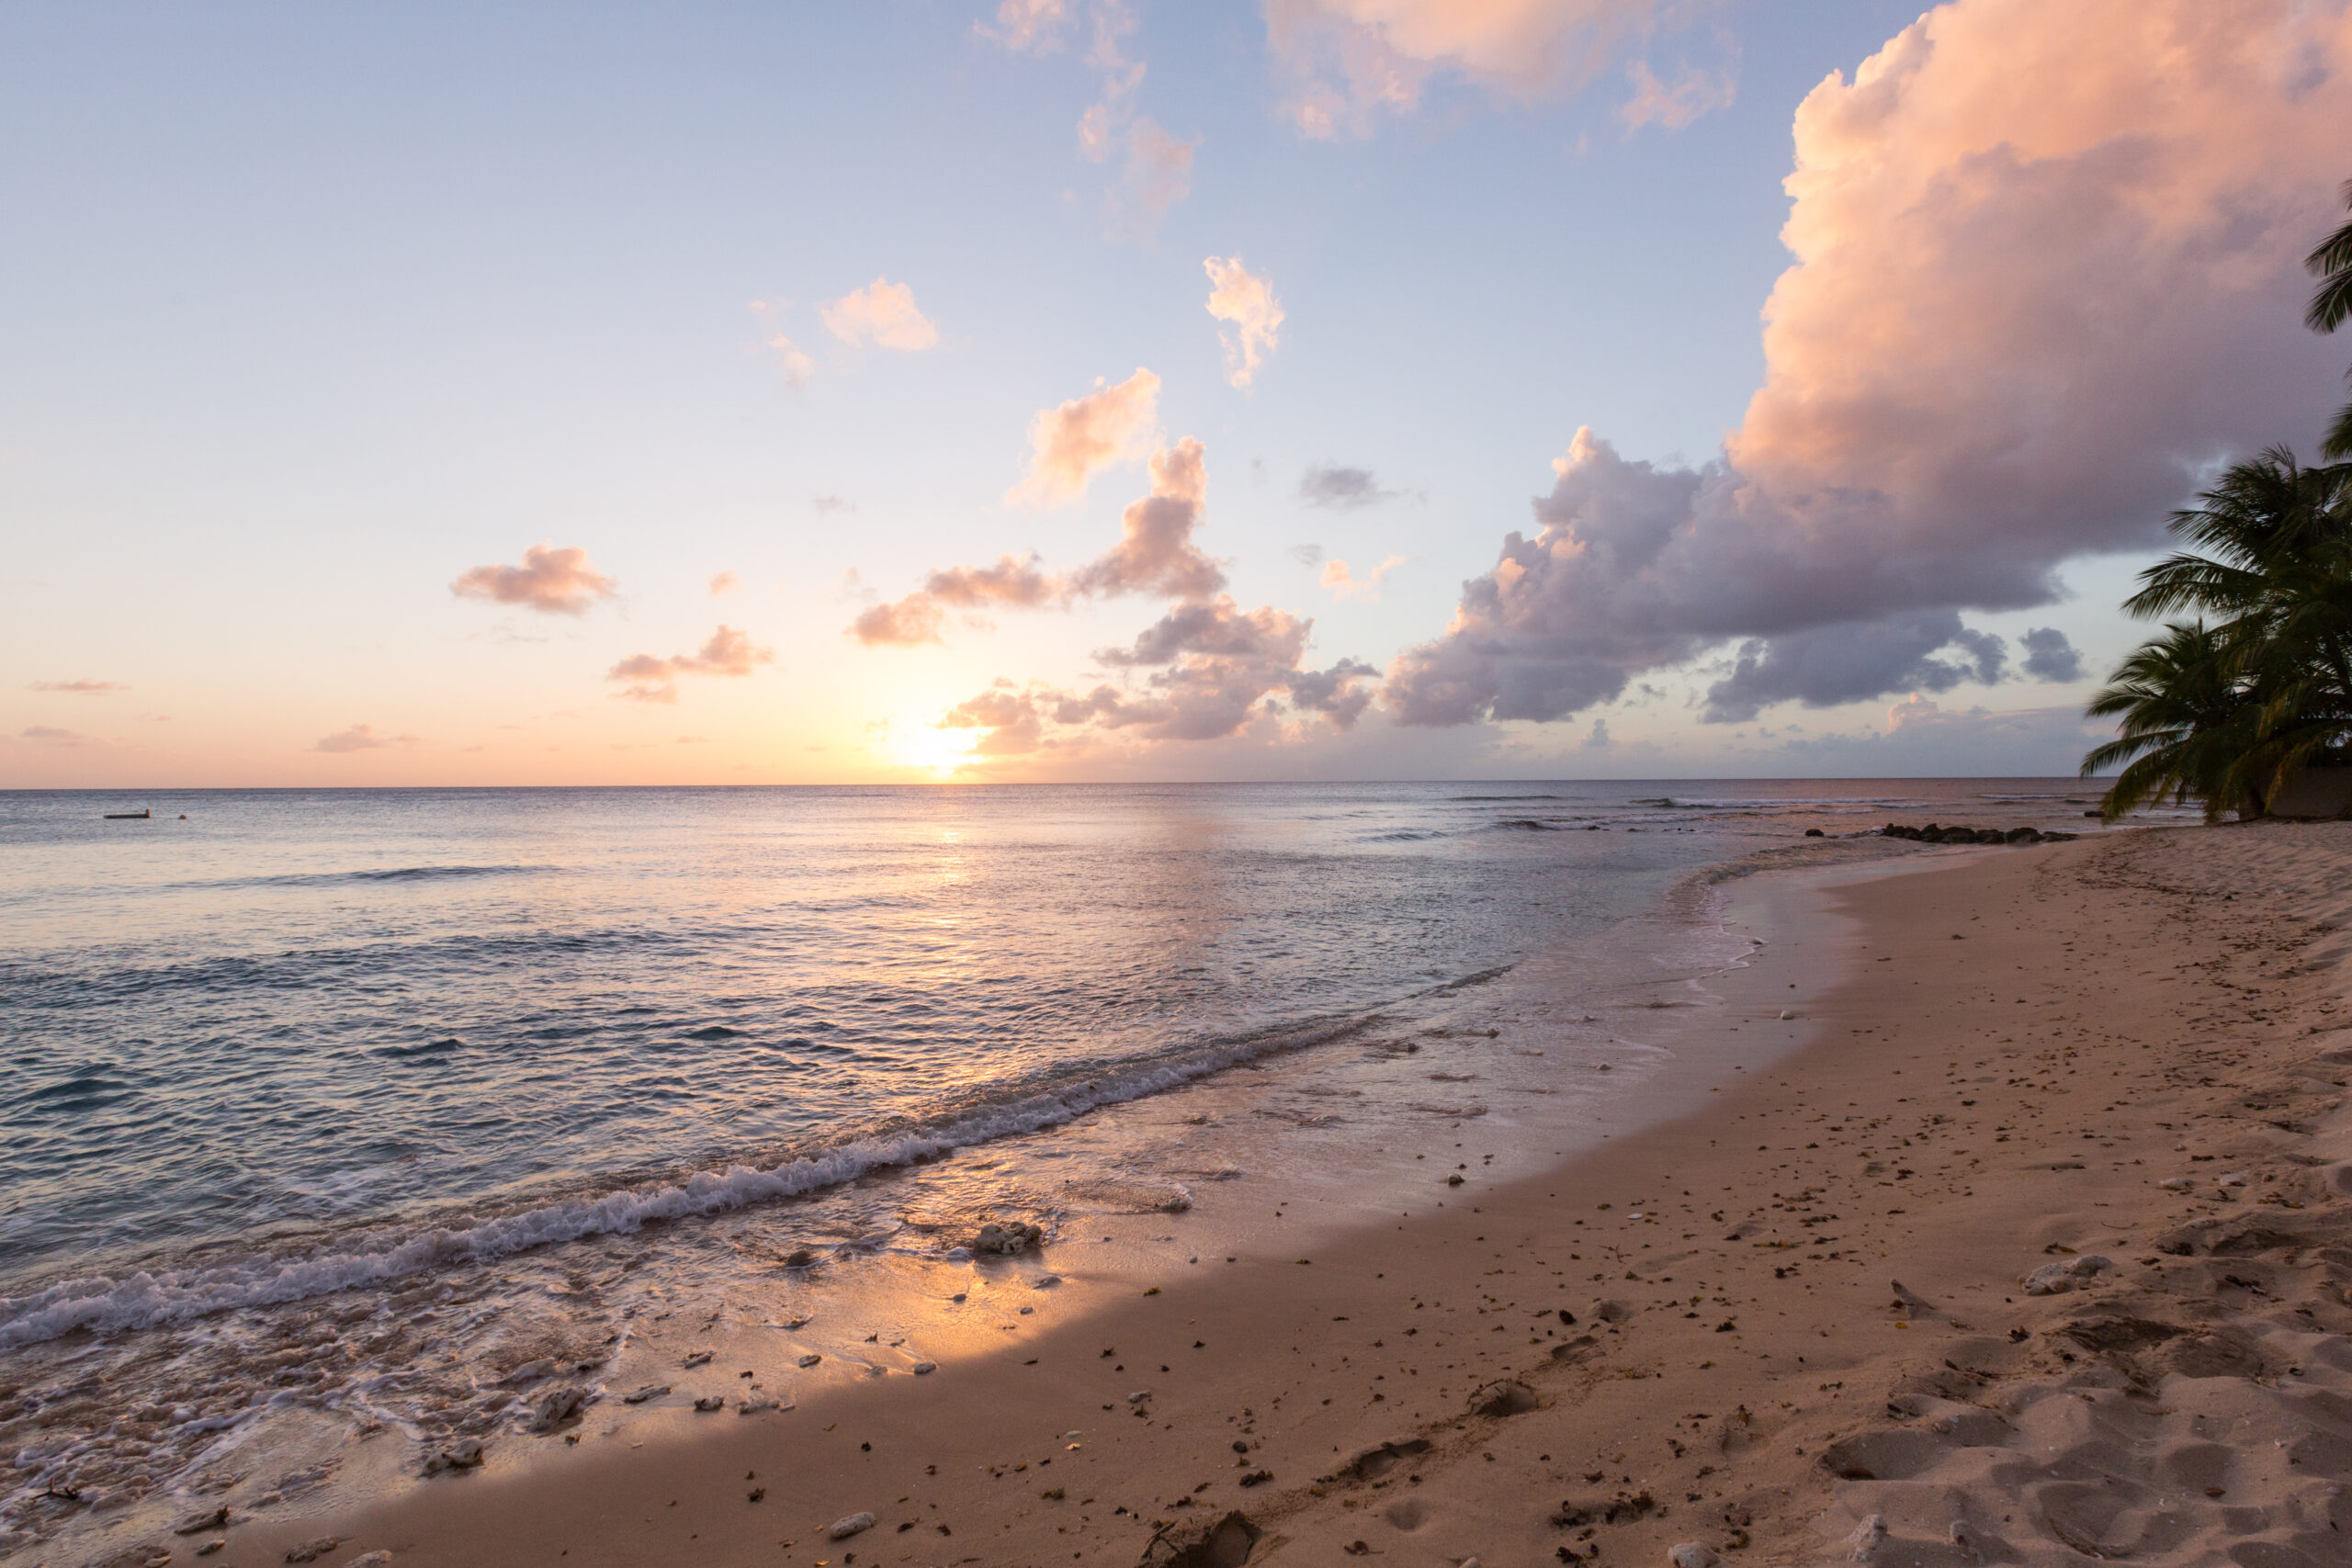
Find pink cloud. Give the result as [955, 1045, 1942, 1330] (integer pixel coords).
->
[314, 723, 422, 753]
[854, 439, 1223, 646]
[709, 570, 742, 597]
[1319, 554, 1408, 600]
[820, 277, 940, 352]
[450, 544, 618, 615]
[1068, 438, 1224, 600]
[1386, 0, 2352, 729]
[1107, 119, 1195, 236]
[849, 596, 950, 649]
[18, 725, 88, 744]
[1009, 367, 1160, 505]
[605, 625, 776, 702]
[28, 679, 124, 694]
[1204, 257, 1285, 389]
[941, 595, 1378, 752]
[1267, 0, 1669, 138]
[978, 0, 1070, 53]
[1620, 55, 1735, 132]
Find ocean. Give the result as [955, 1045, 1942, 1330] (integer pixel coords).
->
[0, 780, 2132, 1553]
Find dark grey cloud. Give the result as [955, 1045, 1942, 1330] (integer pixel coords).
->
[2019, 626, 2085, 682]
[1703, 614, 2007, 724]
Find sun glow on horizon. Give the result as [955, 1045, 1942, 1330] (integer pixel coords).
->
[884, 718, 982, 777]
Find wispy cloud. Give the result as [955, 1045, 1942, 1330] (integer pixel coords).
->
[1298, 464, 1399, 509]
[709, 570, 742, 597]
[1204, 257, 1284, 389]
[450, 544, 618, 615]
[750, 299, 818, 387]
[314, 723, 422, 753]
[977, 0, 1069, 51]
[1620, 52, 1736, 132]
[1320, 554, 1409, 600]
[992, 0, 1194, 237]
[1008, 367, 1161, 506]
[28, 679, 125, 694]
[820, 277, 941, 352]
[812, 494, 856, 515]
[18, 725, 89, 744]
[605, 625, 776, 703]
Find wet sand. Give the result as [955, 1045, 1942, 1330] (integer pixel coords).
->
[144, 822, 2352, 1568]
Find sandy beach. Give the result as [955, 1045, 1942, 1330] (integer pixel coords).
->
[117, 821, 2352, 1568]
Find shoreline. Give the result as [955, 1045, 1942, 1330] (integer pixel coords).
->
[47, 820, 2352, 1568]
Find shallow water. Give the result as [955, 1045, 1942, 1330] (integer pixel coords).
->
[0, 779, 2137, 1554]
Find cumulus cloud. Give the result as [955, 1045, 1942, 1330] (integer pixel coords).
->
[2019, 626, 2085, 683]
[1068, 438, 1224, 599]
[820, 277, 941, 352]
[1299, 464, 1398, 509]
[1387, 0, 2352, 729]
[451, 544, 618, 615]
[708, 570, 741, 597]
[1203, 256, 1284, 389]
[1621, 54, 1736, 132]
[851, 430, 1372, 751]
[1704, 612, 2007, 725]
[605, 625, 776, 703]
[856, 440, 1220, 644]
[1266, 0, 1669, 138]
[314, 723, 421, 753]
[848, 596, 949, 649]
[1009, 367, 1161, 505]
[1321, 554, 1409, 601]
[850, 554, 1063, 647]
[941, 601, 1378, 750]
[29, 679, 124, 694]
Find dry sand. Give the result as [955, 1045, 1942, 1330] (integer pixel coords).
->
[117, 823, 2352, 1568]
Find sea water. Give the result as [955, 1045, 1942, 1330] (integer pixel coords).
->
[0, 780, 2129, 1551]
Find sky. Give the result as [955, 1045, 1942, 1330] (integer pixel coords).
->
[5, 0, 2349, 786]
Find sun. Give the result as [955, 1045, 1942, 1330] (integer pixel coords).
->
[888, 720, 981, 777]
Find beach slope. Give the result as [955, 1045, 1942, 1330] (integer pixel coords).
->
[213, 823, 2352, 1568]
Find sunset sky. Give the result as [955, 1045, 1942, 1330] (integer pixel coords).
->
[6, 0, 2349, 786]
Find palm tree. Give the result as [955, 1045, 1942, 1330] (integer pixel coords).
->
[2084, 448, 2352, 818]
[2307, 177, 2352, 458]
[2083, 622, 2261, 819]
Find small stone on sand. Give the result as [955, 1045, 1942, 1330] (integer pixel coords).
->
[828, 1511, 876, 1540]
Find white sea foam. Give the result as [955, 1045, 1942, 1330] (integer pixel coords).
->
[0, 1015, 1368, 1349]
